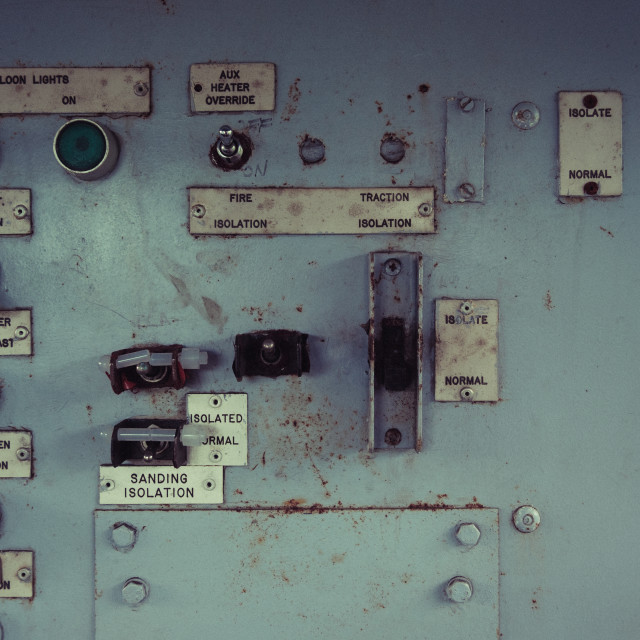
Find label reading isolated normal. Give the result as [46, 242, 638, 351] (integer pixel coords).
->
[0, 431, 32, 478]
[190, 63, 275, 112]
[99, 466, 223, 505]
[0, 67, 151, 114]
[558, 91, 622, 196]
[0, 309, 32, 356]
[435, 299, 499, 402]
[186, 393, 248, 467]
[0, 551, 34, 598]
[189, 187, 435, 235]
[0, 189, 31, 236]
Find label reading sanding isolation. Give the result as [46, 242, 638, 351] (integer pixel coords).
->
[189, 187, 435, 235]
[190, 63, 275, 112]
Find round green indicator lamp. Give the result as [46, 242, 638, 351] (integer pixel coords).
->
[53, 118, 119, 180]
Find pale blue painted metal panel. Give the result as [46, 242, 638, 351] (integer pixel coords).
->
[0, 1, 637, 638]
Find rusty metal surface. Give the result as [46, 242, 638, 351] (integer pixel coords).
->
[0, 0, 638, 638]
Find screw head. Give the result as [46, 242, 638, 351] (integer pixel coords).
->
[512, 101, 540, 130]
[513, 505, 541, 533]
[460, 387, 474, 402]
[418, 202, 432, 216]
[111, 522, 138, 551]
[459, 97, 475, 112]
[17, 567, 32, 582]
[455, 523, 481, 547]
[383, 258, 402, 276]
[13, 205, 29, 219]
[457, 183, 476, 201]
[445, 576, 473, 603]
[133, 81, 149, 97]
[16, 447, 30, 461]
[191, 204, 206, 218]
[122, 578, 149, 606]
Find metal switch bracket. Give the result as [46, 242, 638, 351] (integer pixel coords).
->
[444, 97, 486, 203]
[368, 252, 423, 452]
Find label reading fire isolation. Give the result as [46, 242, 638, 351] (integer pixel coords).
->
[99, 466, 223, 505]
[186, 393, 248, 467]
[0, 67, 151, 114]
[189, 187, 435, 235]
[558, 91, 622, 197]
[190, 63, 275, 112]
[435, 299, 499, 402]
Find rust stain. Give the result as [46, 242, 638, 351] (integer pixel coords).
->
[418, 83, 430, 93]
[599, 225, 614, 237]
[375, 100, 383, 113]
[202, 296, 227, 332]
[296, 305, 303, 312]
[281, 78, 301, 122]
[544, 290, 554, 311]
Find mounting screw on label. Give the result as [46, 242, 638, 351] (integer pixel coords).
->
[418, 202, 432, 216]
[202, 478, 217, 491]
[209, 450, 223, 463]
[460, 387, 474, 401]
[17, 567, 32, 583]
[100, 478, 116, 492]
[14, 326, 30, 341]
[13, 205, 29, 219]
[16, 448, 30, 461]
[133, 81, 149, 97]
[209, 394, 222, 408]
[191, 204, 206, 218]
[459, 301, 473, 315]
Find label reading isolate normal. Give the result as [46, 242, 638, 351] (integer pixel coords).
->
[0, 309, 32, 356]
[99, 466, 223, 505]
[190, 63, 275, 112]
[186, 393, 248, 467]
[0, 67, 151, 114]
[435, 299, 499, 402]
[558, 91, 622, 196]
[189, 187, 435, 235]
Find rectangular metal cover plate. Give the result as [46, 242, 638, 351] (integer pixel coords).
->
[0, 551, 34, 598]
[0, 67, 150, 114]
[444, 97, 486, 203]
[186, 393, 248, 466]
[435, 299, 499, 402]
[95, 508, 498, 640]
[558, 91, 622, 196]
[189, 187, 435, 235]
[98, 466, 223, 505]
[0, 309, 32, 356]
[0, 431, 32, 478]
[190, 62, 276, 112]
[0, 189, 31, 236]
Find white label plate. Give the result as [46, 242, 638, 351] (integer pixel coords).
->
[186, 393, 248, 467]
[0, 431, 32, 478]
[0, 67, 150, 114]
[558, 91, 622, 196]
[0, 309, 32, 356]
[0, 551, 34, 598]
[98, 465, 223, 505]
[435, 299, 499, 402]
[189, 187, 435, 235]
[190, 62, 275, 112]
[0, 189, 31, 236]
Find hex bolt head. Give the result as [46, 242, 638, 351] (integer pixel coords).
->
[513, 505, 541, 533]
[455, 523, 481, 547]
[111, 522, 138, 551]
[445, 576, 473, 603]
[122, 577, 149, 606]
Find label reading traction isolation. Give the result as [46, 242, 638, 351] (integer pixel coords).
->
[189, 187, 435, 235]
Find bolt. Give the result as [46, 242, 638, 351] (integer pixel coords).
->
[14, 326, 29, 340]
[455, 523, 481, 547]
[133, 82, 149, 97]
[460, 387, 474, 401]
[13, 205, 29, 219]
[445, 576, 473, 603]
[111, 522, 138, 551]
[418, 202, 432, 216]
[191, 204, 206, 218]
[122, 577, 149, 606]
[16, 448, 30, 461]
[511, 102, 540, 130]
[459, 97, 475, 112]
[513, 505, 541, 533]
[17, 567, 32, 583]
[383, 258, 402, 276]
[457, 183, 476, 201]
